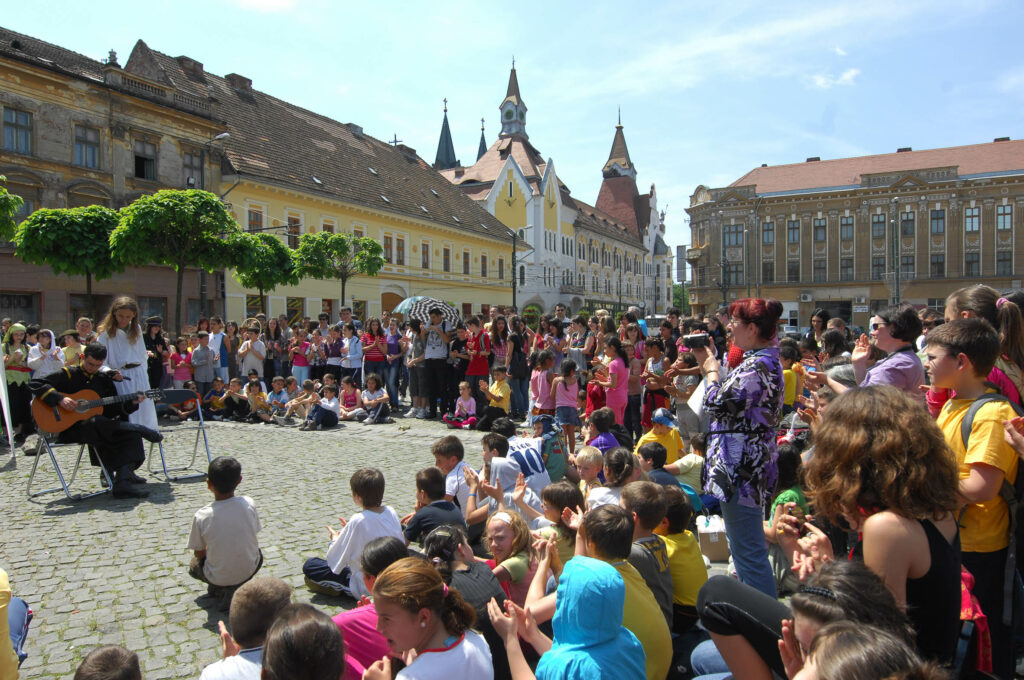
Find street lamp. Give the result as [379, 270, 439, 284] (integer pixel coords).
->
[889, 196, 900, 304]
[508, 227, 535, 312]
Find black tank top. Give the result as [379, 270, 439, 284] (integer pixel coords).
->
[905, 519, 961, 664]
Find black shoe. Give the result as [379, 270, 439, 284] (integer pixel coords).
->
[119, 422, 163, 443]
[112, 483, 149, 499]
[123, 470, 148, 484]
[13, 433, 26, 447]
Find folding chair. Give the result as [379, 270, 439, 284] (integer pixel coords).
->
[148, 389, 213, 481]
[26, 433, 113, 500]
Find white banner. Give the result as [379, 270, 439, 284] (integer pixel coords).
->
[0, 350, 14, 454]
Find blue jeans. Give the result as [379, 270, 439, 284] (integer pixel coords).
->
[721, 493, 777, 598]
[363, 360, 386, 388]
[291, 365, 310, 386]
[308, 404, 338, 428]
[509, 376, 529, 416]
[383, 361, 401, 407]
[690, 639, 730, 680]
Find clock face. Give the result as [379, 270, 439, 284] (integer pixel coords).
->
[518, 111, 525, 120]
[504, 109, 514, 120]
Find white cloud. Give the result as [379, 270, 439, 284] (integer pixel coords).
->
[834, 46, 848, 56]
[809, 67, 861, 89]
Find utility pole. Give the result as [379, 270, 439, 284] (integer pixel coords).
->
[890, 196, 900, 304]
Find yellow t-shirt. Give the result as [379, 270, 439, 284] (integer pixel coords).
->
[611, 560, 672, 680]
[488, 379, 511, 413]
[662, 530, 708, 607]
[634, 428, 685, 465]
[0, 568, 18, 680]
[937, 393, 1020, 553]
[783, 368, 797, 406]
[63, 345, 82, 367]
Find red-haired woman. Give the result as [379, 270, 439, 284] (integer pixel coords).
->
[693, 298, 784, 597]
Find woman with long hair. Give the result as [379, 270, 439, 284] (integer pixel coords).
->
[505, 315, 530, 420]
[489, 315, 509, 371]
[142, 317, 169, 389]
[2, 323, 33, 445]
[592, 337, 628, 425]
[261, 317, 283, 380]
[383, 317, 405, 410]
[96, 296, 158, 430]
[361, 317, 388, 385]
[224, 321, 239, 380]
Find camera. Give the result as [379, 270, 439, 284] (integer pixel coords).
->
[683, 333, 710, 349]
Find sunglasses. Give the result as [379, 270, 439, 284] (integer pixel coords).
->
[871, 322, 888, 331]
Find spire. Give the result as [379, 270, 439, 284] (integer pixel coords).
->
[602, 115, 635, 179]
[477, 117, 487, 160]
[433, 98, 459, 170]
[499, 62, 528, 139]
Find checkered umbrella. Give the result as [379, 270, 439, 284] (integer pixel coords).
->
[405, 297, 461, 326]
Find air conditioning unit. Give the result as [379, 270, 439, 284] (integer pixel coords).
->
[855, 296, 867, 304]
[799, 293, 813, 303]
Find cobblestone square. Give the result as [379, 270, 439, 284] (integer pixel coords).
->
[1, 417, 488, 679]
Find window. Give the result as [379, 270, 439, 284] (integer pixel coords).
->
[872, 256, 885, 279]
[286, 215, 300, 248]
[965, 252, 980, 277]
[481, 254, 488, 277]
[930, 254, 945, 278]
[137, 296, 167, 324]
[965, 207, 980, 233]
[133, 140, 156, 180]
[997, 205, 1013, 231]
[396, 237, 405, 266]
[463, 303, 473, 317]
[245, 295, 264, 318]
[930, 209, 945, 235]
[813, 218, 826, 242]
[761, 261, 774, 284]
[840, 216, 854, 241]
[762, 221, 774, 244]
[724, 264, 743, 286]
[498, 257, 504, 280]
[901, 255, 915, 279]
[900, 212, 915, 238]
[872, 214, 886, 238]
[724, 224, 743, 247]
[13, 197, 34, 223]
[74, 125, 99, 168]
[421, 241, 430, 269]
[182, 151, 202, 187]
[321, 220, 335, 233]
[286, 297, 305, 326]
[997, 251, 1013, 276]
[813, 259, 827, 282]
[353, 227, 363, 238]
[840, 258, 853, 281]
[787, 220, 800, 244]
[696, 267, 706, 287]
[3, 109, 32, 154]
[521, 266, 526, 285]
[383, 235, 393, 263]
[246, 207, 263, 233]
[463, 250, 470, 275]
[443, 247, 450, 272]
[787, 261, 800, 282]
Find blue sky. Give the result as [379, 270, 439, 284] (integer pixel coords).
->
[5, 0, 1022, 267]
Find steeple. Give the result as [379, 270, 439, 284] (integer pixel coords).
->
[602, 114, 636, 180]
[498, 61, 528, 139]
[477, 118, 487, 160]
[433, 98, 459, 170]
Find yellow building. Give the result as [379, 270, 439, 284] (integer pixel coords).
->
[125, 42, 516, 325]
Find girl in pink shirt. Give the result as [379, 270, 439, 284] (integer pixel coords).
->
[170, 337, 192, 389]
[530, 349, 556, 420]
[594, 337, 628, 425]
[443, 381, 478, 429]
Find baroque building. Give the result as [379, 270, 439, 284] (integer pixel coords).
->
[685, 139, 1024, 327]
[438, 66, 674, 319]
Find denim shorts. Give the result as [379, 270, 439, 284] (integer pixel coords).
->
[555, 405, 581, 427]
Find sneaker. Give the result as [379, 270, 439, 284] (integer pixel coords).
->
[316, 424, 324, 431]
[415, 410, 427, 420]
[273, 415, 288, 426]
[362, 417, 373, 424]
[304, 576, 347, 597]
[298, 422, 309, 431]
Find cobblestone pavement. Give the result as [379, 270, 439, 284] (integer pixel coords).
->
[0, 415, 492, 679]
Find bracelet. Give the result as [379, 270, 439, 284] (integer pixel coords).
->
[467, 493, 477, 497]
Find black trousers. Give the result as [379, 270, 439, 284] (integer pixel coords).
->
[60, 417, 146, 473]
[963, 549, 1013, 679]
[424, 358, 449, 416]
[476, 406, 507, 433]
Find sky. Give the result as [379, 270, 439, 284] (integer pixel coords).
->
[5, 0, 1023, 273]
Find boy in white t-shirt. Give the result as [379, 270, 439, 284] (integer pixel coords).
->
[432, 435, 471, 510]
[302, 468, 404, 598]
[187, 456, 263, 609]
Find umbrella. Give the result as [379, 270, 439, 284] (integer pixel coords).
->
[392, 295, 428, 316]
[406, 297, 461, 327]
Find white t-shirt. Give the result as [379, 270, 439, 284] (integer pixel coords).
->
[505, 437, 552, 497]
[319, 396, 340, 416]
[187, 496, 262, 587]
[586, 486, 623, 511]
[446, 460, 471, 511]
[362, 388, 386, 404]
[199, 647, 262, 680]
[325, 506, 404, 599]
[396, 630, 493, 680]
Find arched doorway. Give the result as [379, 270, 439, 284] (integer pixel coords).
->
[381, 292, 403, 316]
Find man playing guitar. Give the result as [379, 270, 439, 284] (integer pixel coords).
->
[29, 343, 161, 498]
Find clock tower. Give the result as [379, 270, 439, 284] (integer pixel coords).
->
[498, 61, 527, 139]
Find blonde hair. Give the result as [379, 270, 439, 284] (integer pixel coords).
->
[575, 446, 603, 467]
[485, 511, 534, 563]
[97, 296, 141, 342]
[458, 381, 471, 391]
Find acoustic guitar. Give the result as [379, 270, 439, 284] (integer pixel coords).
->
[33, 388, 164, 434]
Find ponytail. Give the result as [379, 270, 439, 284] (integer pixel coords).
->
[372, 557, 477, 636]
[996, 298, 1024, 370]
[439, 588, 477, 636]
[604, 447, 635, 488]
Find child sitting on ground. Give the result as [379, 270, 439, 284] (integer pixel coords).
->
[432, 435, 471, 509]
[487, 510, 539, 607]
[621, 481, 674, 631]
[245, 379, 273, 424]
[74, 646, 142, 680]
[637, 442, 678, 488]
[187, 456, 263, 607]
[443, 381, 478, 429]
[221, 377, 250, 421]
[359, 373, 390, 424]
[284, 375, 301, 401]
[199, 577, 292, 680]
[168, 379, 200, 421]
[633, 408, 685, 469]
[512, 477, 584, 565]
[402, 467, 467, 544]
[299, 384, 340, 430]
[574, 446, 604, 502]
[203, 376, 226, 420]
[763, 442, 808, 596]
[654, 484, 707, 633]
[477, 365, 511, 432]
[278, 379, 317, 424]
[586, 447, 637, 510]
[266, 376, 290, 420]
[302, 468, 403, 598]
[584, 407, 619, 456]
[337, 375, 367, 422]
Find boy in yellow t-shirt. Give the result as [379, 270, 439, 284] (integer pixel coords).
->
[477, 365, 511, 432]
[633, 408, 685, 465]
[780, 344, 802, 416]
[925, 317, 1019, 678]
[655, 483, 708, 633]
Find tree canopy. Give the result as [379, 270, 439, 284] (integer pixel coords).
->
[110, 189, 240, 333]
[293, 231, 385, 305]
[232, 232, 300, 314]
[0, 175, 25, 241]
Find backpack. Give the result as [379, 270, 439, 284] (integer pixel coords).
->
[960, 392, 1024, 627]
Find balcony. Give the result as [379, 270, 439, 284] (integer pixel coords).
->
[560, 284, 585, 295]
[686, 246, 706, 262]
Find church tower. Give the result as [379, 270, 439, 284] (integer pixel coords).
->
[498, 62, 528, 139]
[602, 111, 637, 180]
[596, 114, 643, 237]
[433, 99, 459, 170]
[477, 118, 488, 160]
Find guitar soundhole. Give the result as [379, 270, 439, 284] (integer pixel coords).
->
[75, 401, 90, 413]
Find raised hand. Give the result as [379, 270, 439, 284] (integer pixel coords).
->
[362, 657, 392, 680]
[561, 505, 585, 532]
[1004, 418, 1024, 458]
[218, 620, 240, 658]
[513, 473, 527, 506]
[487, 597, 518, 642]
[778, 618, 804, 679]
[463, 466, 480, 491]
[850, 333, 871, 365]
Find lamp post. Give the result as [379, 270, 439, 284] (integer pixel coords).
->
[509, 227, 535, 313]
[719, 213, 728, 305]
[889, 196, 900, 304]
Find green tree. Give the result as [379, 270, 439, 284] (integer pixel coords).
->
[673, 282, 690, 315]
[14, 206, 123, 320]
[232, 232, 300, 315]
[0, 175, 25, 241]
[111, 189, 240, 333]
[293, 231, 385, 306]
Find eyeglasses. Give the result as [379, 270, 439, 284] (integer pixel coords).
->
[871, 322, 888, 331]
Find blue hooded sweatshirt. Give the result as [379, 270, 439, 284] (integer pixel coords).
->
[535, 556, 646, 680]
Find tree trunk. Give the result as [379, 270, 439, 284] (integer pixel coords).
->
[340, 277, 347, 307]
[86, 270, 95, 321]
[175, 266, 185, 336]
[259, 286, 266, 315]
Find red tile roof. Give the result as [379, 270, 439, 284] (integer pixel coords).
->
[596, 175, 641, 236]
[730, 139, 1024, 194]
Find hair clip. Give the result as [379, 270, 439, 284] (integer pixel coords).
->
[798, 585, 838, 601]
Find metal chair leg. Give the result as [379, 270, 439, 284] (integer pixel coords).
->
[27, 439, 111, 500]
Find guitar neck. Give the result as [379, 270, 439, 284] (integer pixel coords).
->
[83, 392, 141, 409]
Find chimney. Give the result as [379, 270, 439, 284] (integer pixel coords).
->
[995, 137, 1011, 142]
[347, 123, 363, 137]
[806, 157, 820, 162]
[176, 56, 204, 77]
[897, 147, 912, 153]
[225, 73, 251, 90]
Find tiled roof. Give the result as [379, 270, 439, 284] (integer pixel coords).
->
[595, 175, 641, 237]
[122, 41, 511, 241]
[503, 67, 524, 108]
[0, 26, 105, 83]
[434, 111, 458, 170]
[602, 124, 633, 177]
[730, 139, 1024, 195]
[440, 136, 547, 190]
[573, 198, 642, 247]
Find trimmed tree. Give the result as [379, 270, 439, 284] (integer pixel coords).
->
[0, 175, 25, 241]
[293, 231, 385, 306]
[111, 189, 240, 334]
[232, 232, 300, 315]
[14, 205, 123, 320]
